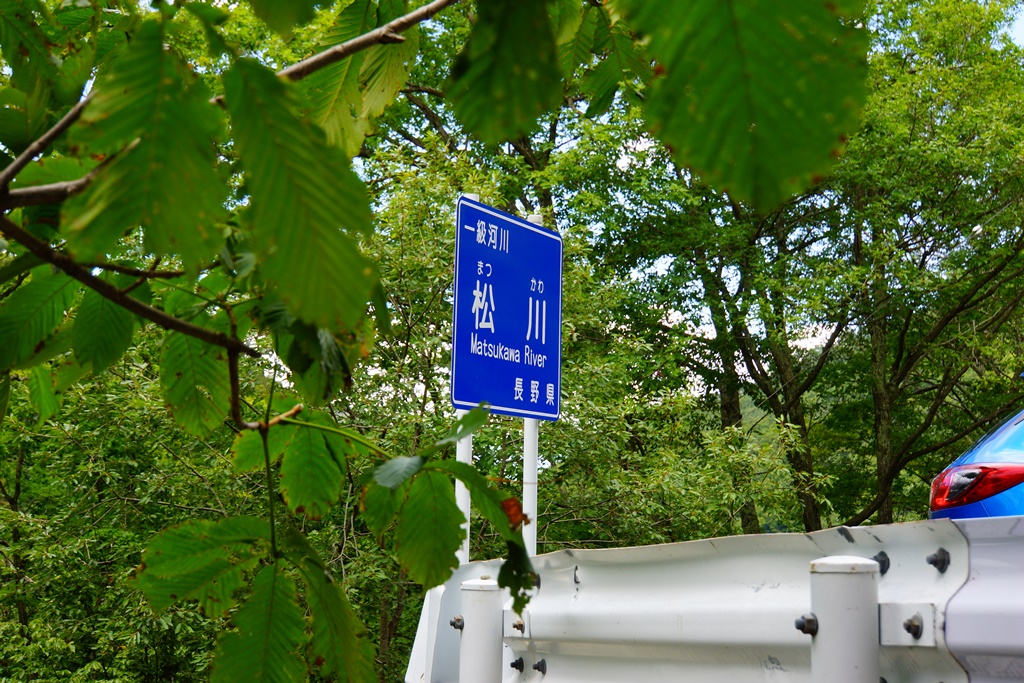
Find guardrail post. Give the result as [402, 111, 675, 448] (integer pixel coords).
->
[458, 578, 503, 683]
[807, 555, 880, 683]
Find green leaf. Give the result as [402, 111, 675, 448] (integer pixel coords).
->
[395, 470, 464, 588]
[280, 529, 376, 682]
[359, 0, 418, 120]
[245, 0, 318, 35]
[137, 516, 267, 614]
[617, 0, 868, 209]
[160, 331, 231, 436]
[0, 86, 48, 155]
[212, 563, 306, 683]
[27, 365, 57, 425]
[558, 4, 596, 77]
[232, 426, 294, 472]
[0, 267, 76, 370]
[72, 285, 134, 373]
[279, 422, 345, 519]
[373, 455, 423, 489]
[304, 0, 374, 157]
[224, 59, 377, 330]
[447, 0, 563, 144]
[13, 317, 72, 369]
[0, 0, 57, 93]
[360, 481, 399, 537]
[64, 20, 227, 272]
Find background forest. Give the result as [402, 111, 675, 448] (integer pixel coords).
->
[3, 0, 1024, 680]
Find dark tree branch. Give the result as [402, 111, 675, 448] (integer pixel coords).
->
[404, 92, 457, 152]
[278, 0, 460, 81]
[0, 215, 259, 358]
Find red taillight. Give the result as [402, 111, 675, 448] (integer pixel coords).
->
[930, 464, 1024, 510]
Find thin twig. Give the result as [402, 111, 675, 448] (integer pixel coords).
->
[0, 93, 95, 190]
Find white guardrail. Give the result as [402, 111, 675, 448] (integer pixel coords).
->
[405, 516, 1024, 683]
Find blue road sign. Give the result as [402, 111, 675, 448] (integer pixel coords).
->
[451, 197, 562, 421]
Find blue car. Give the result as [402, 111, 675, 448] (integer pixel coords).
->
[930, 408, 1024, 519]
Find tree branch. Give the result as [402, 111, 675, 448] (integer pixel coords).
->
[0, 214, 260, 358]
[278, 0, 461, 82]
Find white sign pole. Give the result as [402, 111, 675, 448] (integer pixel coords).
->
[523, 213, 544, 557]
[455, 409, 472, 565]
[454, 193, 481, 566]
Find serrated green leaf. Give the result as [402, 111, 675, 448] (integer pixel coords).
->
[55, 38, 94, 105]
[395, 470, 464, 588]
[53, 356, 92, 394]
[304, 0, 374, 156]
[374, 455, 423, 489]
[160, 331, 230, 436]
[245, 0, 318, 35]
[0, 0, 57, 93]
[279, 424, 344, 519]
[0, 85, 48, 155]
[280, 528, 376, 682]
[550, 0, 585, 46]
[64, 20, 226, 272]
[432, 407, 489, 448]
[211, 563, 305, 683]
[138, 516, 267, 613]
[360, 481, 399, 537]
[617, 0, 868, 209]
[359, 0, 418, 120]
[559, 4, 596, 77]
[13, 318, 72, 369]
[0, 267, 76, 370]
[73, 286, 134, 373]
[224, 59, 377, 331]
[27, 365, 57, 424]
[447, 0, 563, 145]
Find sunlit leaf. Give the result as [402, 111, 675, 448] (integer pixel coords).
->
[359, 0, 418, 119]
[617, 0, 868, 209]
[211, 563, 305, 683]
[447, 0, 562, 144]
[395, 470, 464, 588]
[64, 20, 227, 272]
[304, 0, 374, 157]
[224, 59, 377, 330]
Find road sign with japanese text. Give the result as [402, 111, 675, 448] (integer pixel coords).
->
[451, 196, 562, 420]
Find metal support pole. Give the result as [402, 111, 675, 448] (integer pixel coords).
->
[455, 409, 472, 565]
[808, 555, 880, 683]
[523, 212, 544, 558]
[458, 578, 503, 683]
[523, 418, 539, 557]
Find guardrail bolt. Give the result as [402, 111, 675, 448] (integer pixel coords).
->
[872, 551, 890, 575]
[926, 547, 950, 573]
[794, 613, 819, 636]
[532, 658, 547, 675]
[449, 616, 464, 631]
[510, 657, 524, 672]
[512, 619, 525, 633]
[902, 614, 923, 640]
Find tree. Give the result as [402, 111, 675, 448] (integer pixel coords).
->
[0, 0, 869, 679]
